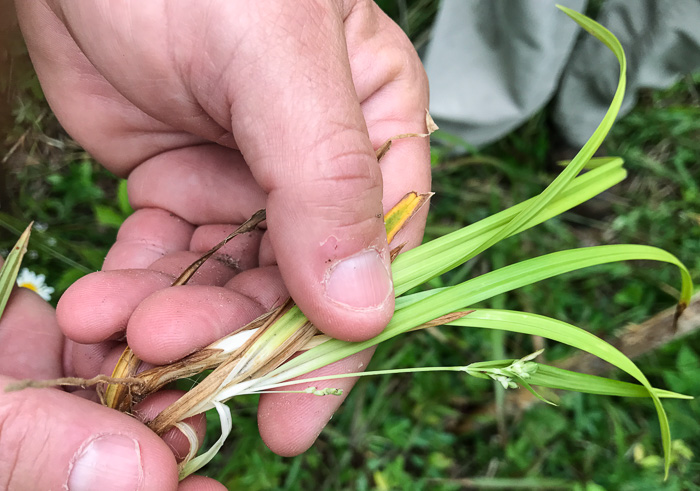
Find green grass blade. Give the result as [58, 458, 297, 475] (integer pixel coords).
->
[0, 212, 92, 274]
[448, 308, 675, 476]
[421, 8, 626, 282]
[393, 6, 627, 295]
[556, 156, 624, 169]
[0, 223, 32, 318]
[393, 158, 627, 295]
[266, 245, 690, 422]
[178, 401, 232, 480]
[268, 243, 687, 475]
[249, 361, 688, 400]
[397, 244, 692, 329]
[529, 364, 692, 399]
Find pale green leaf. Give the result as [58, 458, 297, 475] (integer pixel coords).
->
[449, 308, 675, 476]
[529, 364, 692, 400]
[0, 223, 32, 318]
[391, 5, 628, 297]
[392, 158, 627, 295]
[178, 401, 232, 480]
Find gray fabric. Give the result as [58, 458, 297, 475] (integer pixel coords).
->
[424, 0, 587, 146]
[554, 0, 700, 145]
[424, 0, 700, 148]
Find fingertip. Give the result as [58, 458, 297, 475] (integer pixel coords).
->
[321, 247, 394, 341]
[127, 285, 265, 364]
[0, 288, 63, 379]
[224, 266, 289, 311]
[133, 390, 207, 462]
[179, 475, 229, 491]
[257, 349, 374, 456]
[103, 208, 195, 270]
[268, 194, 395, 342]
[57, 270, 172, 343]
[0, 380, 180, 490]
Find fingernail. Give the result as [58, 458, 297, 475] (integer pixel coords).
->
[325, 249, 392, 309]
[68, 435, 142, 491]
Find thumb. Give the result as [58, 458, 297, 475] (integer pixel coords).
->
[230, 2, 393, 342]
[0, 379, 179, 490]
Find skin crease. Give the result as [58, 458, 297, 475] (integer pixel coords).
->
[6, 0, 430, 488]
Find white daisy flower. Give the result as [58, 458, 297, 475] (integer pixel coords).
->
[16, 268, 55, 301]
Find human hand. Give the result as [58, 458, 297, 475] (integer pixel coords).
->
[15, 0, 430, 458]
[0, 258, 226, 490]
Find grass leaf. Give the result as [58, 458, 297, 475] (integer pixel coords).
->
[0, 222, 32, 318]
[449, 308, 678, 476]
[178, 401, 232, 480]
[399, 4, 628, 292]
[529, 364, 692, 400]
[392, 158, 627, 295]
[384, 191, 433, 244]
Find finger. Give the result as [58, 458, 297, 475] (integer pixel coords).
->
[127, 145, 266, 226]
[61, 265, 288, 368]
[126, 267, 288, 365]
[228, 1, 394, 342]
[132, 390, 207, 462]
[67, 340, 148, 383]
[56, 269, 173, 344]
[126, 285, 267, 364]
[257, 348, 375, 456]
[14, 0, 207, 174]
[258, 231, 276, 268]
[223, 266, 289, 312]
[257, 6, 431, 453]
[0, 377, 179, 490]
[62, 231, 264, 349]
[103, 208, 195, 271]
[346, 2, 432, 250]
[190, 224, 264, 272]
[0, 286, 63, 380]
[148, 251, 240, 286]
[64, 339, 119, 379]
[179, 475, 229, 491]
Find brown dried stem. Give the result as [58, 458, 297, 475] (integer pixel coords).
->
[148, 299, 319, 435]
[104, 209, 267, 410]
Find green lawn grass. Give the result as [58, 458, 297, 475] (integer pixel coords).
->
[2, 2, 699, 490]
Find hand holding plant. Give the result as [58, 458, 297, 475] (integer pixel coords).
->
[0, 246, 229, 490]
[2, 2, 694, 488]
[14, 0, 431, 464]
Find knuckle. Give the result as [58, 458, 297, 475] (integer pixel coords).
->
[306, 126, 381, 190]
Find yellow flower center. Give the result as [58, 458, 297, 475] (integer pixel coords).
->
[18, 282, 38, 293]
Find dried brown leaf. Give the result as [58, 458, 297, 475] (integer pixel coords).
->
[375, 110, 438, 163]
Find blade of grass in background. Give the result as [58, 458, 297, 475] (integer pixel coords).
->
[0, 222, 32, 317]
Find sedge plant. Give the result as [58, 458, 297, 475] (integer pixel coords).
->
[1, 6, 694, 482]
